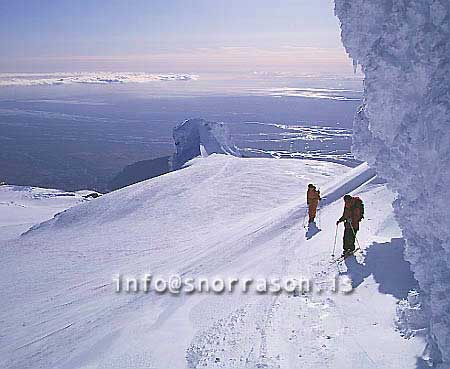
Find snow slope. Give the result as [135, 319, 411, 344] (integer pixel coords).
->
[0, 156, 424, 368]
[0, 186, 87, 241]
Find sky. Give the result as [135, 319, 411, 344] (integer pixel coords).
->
[0, 0, 354, 76]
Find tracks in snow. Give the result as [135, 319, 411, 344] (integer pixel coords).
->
[184, 163, 377, 368]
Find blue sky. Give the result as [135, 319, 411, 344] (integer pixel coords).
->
[0, 0, 353, 75]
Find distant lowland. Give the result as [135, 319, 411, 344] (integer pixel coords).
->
[0, 75, 361, 192]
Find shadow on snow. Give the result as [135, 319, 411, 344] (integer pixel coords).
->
[341, 237, 418, 300]
[305, 221, 321, 240]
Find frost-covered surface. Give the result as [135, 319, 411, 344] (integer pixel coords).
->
[0, 185, 86, 241]
[0, 156, 425, 368]
[335, 0, 450, 366]
[396, 290, 428, 339]
[172, 118, 241, 169]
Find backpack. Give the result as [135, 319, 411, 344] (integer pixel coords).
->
[352, 197, 364, 221]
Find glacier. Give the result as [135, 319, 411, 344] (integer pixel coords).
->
[335, 0, 450, 366]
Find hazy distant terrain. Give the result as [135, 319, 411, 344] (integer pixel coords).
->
[0, 81, 361, 192]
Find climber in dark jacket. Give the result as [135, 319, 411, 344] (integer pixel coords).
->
[336, 194, 364, 256]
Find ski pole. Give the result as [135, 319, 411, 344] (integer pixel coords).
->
[303, 206, 308, 229]
[332, 223, 339, 257]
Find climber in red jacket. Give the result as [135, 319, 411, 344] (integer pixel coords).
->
[307, 184, 321, 223]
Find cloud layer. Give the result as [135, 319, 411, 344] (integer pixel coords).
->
[0, 72, 198, 87]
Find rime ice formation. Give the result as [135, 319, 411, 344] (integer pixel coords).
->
[172, 118, 240, 169]
[335, 0, 450, 366]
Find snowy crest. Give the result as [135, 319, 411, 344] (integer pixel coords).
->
[336, 0, 450, 366]
[172, 118, 240, 169]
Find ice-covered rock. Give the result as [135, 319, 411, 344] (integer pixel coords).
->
[335, 0, 450, 366]
[172, 118, 240, 170]
[396, 290, 428, 339]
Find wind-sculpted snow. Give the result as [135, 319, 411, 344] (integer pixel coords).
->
[335, 0, 450, 366]
[172, 118, 241, 169]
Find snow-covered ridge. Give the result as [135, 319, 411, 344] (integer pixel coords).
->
[172, 118, 241, 170]
[335, 0, 450, 366]
[0, 185, 90, 241]
[0, 72, 199, 87]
